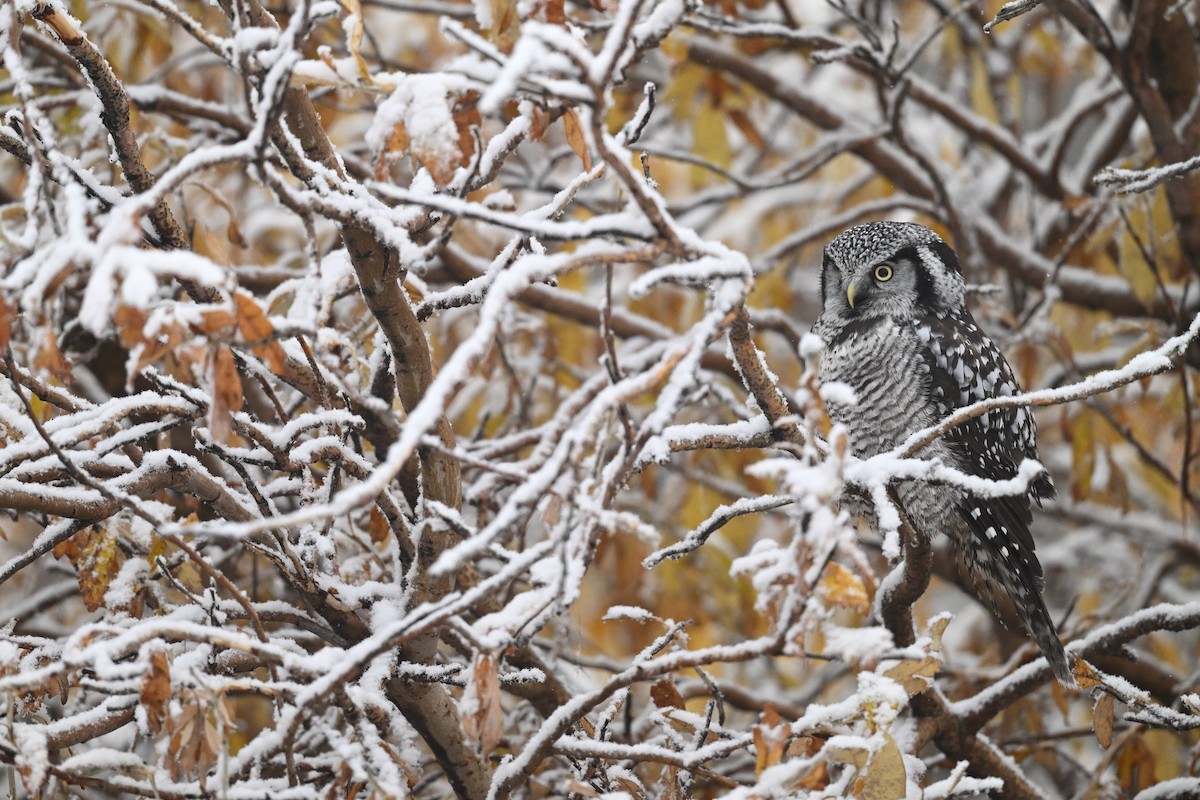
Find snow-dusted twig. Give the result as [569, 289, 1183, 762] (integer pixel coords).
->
[1095, 154, 1200, 194]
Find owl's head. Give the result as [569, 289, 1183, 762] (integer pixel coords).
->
[819, 222, 965, 322]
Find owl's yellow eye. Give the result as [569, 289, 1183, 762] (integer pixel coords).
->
[873, 264, 893, 282]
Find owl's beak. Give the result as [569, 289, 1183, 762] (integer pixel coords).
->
[846, 280, 858, 309]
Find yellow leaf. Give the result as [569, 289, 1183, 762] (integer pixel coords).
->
[339, 0, 373, 82]
[78, 527, 122, 612]
[883, 655, 940, 697]
[484, 0, 520, 50]
[1119, 225, 1160, 309]
[1116, 734, 1157, 793]
[1070, 414, 1095, 501]
[818, 562, 871, 615]
[857, 734, 906, 800]
[692, 102, 731, 176]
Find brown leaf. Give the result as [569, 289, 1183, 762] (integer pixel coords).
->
[114, 304, 150, 351]
[1093, 693, 1115, 749]
[0, 293, 14, 352]
[562, 110, 592, 171]
[210, 345, 243, 444]
[367, 506, 391, 548]
[528, 106, 552, 141]
[753, 705, 786, 776]
[234, 293, 288, 374]
[1073, 658, 1104, 689]
[168, 695, 219, 778]
[460, 653, 503, 757]
[454, 94, 482, 174]
[141, 650, 171, 734]
[192, 223, 231, 267]
[727, 108, 765, 148]
[33, 326, 70, 384]
[650, 679, 685, 710]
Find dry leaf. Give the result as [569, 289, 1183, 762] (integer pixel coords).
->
[856, 734, 907, 800]
[562, 109, 592, 171]
[1093, 693, 1115, 749]
[234, 292, 288, 374]
[210, 345, 243, 444]
[753, 705, 786, 776]
[14, 729, 49, 799]
[78, 527, 123, 612]
[1116, 734, 1157, 793]
[460, 653, 503, 757]
[0, 293, 14, 352]
[529, 106, 552, 141]
[1073, 658, 1104, 689]
[141, 650, 171, 734]
[367, 506, 391, 548]
[650, 679, 685, 710]
[817, 562, 871, 615]
[168, 695, 220, 778]
[883, 655, 940, 696]
[33, 325, 70, 384]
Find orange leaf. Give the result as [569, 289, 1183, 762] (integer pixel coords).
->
[0, 293, 14, 351]
[460, 654, 503, 757]
[562, 110, 592, 171]
[1072, 658, 1104, 688]
[210, 345, 243, 444]
[33, 326, 70, 384]
[367, 506, 391, 548]
[190, 308, 237, 337]
[141, 650, 171, 734]
[753, 705, 786, 776]
[234, 292, 273, 343]
[234, 292, 288, 374]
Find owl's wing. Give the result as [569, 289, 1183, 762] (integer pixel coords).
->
[912, 309, 1072, 684]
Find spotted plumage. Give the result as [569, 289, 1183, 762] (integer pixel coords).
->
[813, 222, 1071, 685]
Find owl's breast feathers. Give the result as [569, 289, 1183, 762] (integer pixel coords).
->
[816, 316, 944, 458]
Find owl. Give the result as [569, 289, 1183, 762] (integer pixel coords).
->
[813, 221, 1072, 685]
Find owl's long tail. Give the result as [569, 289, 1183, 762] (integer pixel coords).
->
[955, 497, 1074, 686]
